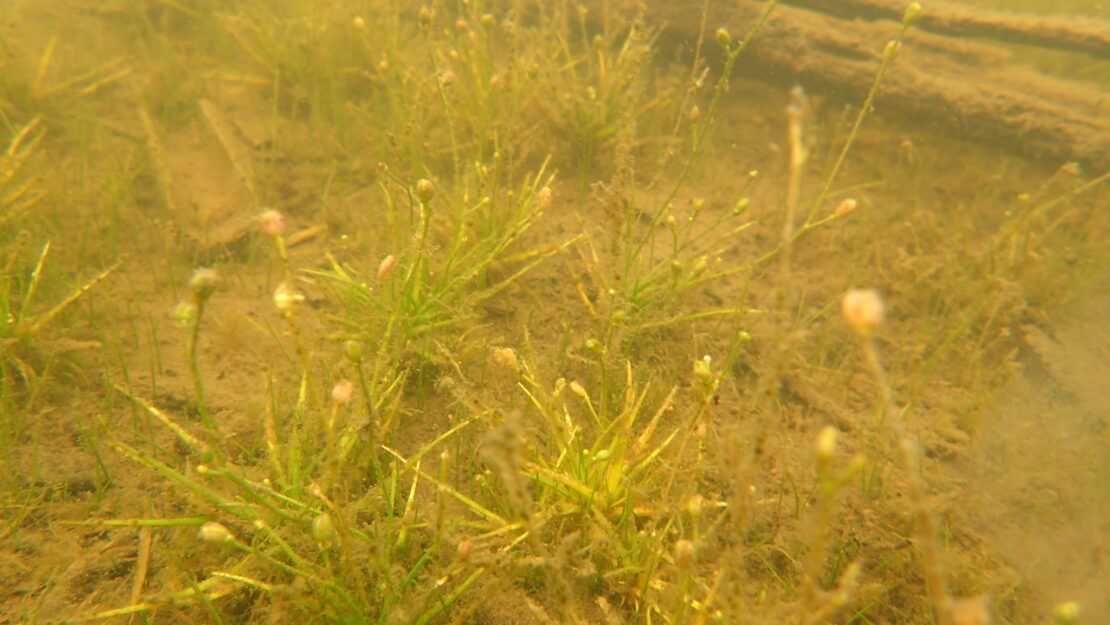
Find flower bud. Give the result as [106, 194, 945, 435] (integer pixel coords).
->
[693, 355, 713, 386]
[258, 209, 285, 236]
[189, 268, 220, 303]
[457, 538, 473, 560]
[343, 340, 364, 363]
[353, 16, 366, 30]
[198, 521, 234, 544]
[536, 186, 553, 211]
[332, 379, 355, 405]
[715, 27, 731, 50]
[834, 198, 858, 217]
[273, 282, 305, 315]
[816, 425, 838, 463]
[172, 301, 197, 328]
[687, 494, 704, 521]
[569, 380, 589, 400]
[690, 256, 708, 278]
[312, 513, 337, 546]
[415, 178, 435, 203]
[1052, 602, 1080, 625]
[902, 3, 923, 28]
[675, 539, 696, 570]
[378, 254, 396, 281]
[418, 7, 434, 28]
[883, 39, 902, 62]
[841, 289, 885, 336]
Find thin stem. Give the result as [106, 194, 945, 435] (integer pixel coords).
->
[805, 23, 913, 226]
[858, 334, 952, 625]
[188, 301, 217, 443]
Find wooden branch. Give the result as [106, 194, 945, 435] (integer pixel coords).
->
[785, 0, 1110, 59]
[645, 0, 1110, 167]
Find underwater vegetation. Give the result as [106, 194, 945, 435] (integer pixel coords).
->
[0, 1, 1106, 624]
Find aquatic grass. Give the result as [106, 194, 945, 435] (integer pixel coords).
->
[531, 3, 668, 195]
[1, 240, 121, 437]
[311, 161, 566, 411]
[0, 117, 48, 228]
[563, 1, 787, 356]
[5, 1, 1105, 624]
[104, 378, 487, 624]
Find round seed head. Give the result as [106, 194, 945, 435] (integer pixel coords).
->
[258, 209, 285, 236]
[415, 178, 436, 203]
[332, 379, 355, 405]
[343, 340, 364, 364]
[312, 513, 337, 546]
[675, 539, 696, 570]
[841, 288, 884, 336]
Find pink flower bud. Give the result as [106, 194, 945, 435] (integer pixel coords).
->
[331, 379, 355, 405]
[259, 210, 285, 236]
[841, 288, 885, 335]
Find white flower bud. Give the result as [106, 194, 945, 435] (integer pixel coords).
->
[198, 521, 234, 544]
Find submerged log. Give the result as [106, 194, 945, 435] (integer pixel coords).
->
[786, 0, 1110, 59]
[644, 0, 1110, 167]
